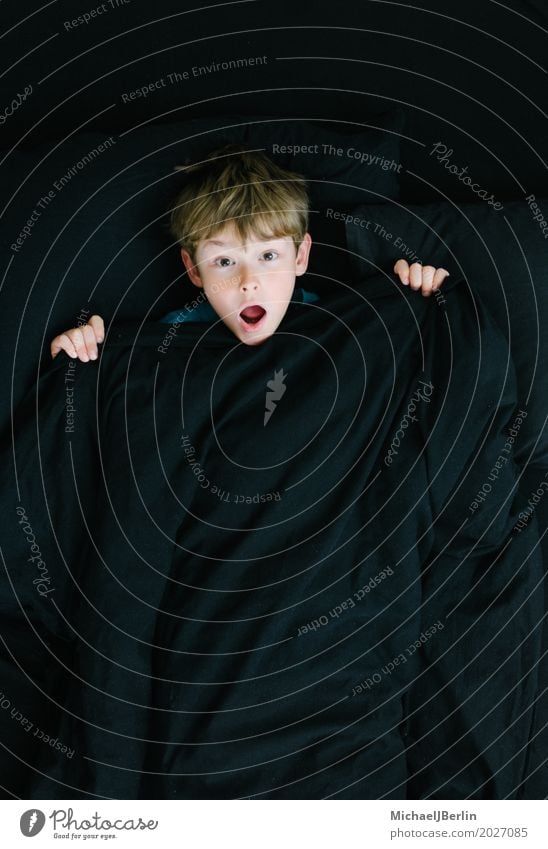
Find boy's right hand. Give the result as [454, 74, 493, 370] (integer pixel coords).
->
[50, 315, 105, 361]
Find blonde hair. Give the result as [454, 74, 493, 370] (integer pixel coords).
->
[168, 143, 309, 263]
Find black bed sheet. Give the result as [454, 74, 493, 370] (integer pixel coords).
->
[1, 274, 544, 799]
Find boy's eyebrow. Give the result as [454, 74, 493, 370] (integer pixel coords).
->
[203, 236, 284, 249]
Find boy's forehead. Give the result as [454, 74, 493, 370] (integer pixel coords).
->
[200, 227, 290, 251]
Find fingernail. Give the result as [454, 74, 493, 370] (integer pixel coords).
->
[90, 352, 97, 360]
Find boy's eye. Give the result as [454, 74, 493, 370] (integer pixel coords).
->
[214, 250, 278, 267]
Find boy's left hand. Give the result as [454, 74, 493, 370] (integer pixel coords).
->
[393, 259, 450, 296]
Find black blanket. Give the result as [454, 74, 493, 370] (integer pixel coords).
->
[1, 274, 544, 799]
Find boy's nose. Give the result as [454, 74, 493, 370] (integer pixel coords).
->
[239, 275, 260, 293]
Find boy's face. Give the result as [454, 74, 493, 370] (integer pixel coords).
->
[180, 224, 312, 345]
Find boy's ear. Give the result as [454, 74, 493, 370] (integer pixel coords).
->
[180, 248, 203, 288]
[295, 233, 312, 277]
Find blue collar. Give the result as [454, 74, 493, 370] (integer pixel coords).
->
[160, 287, 319, 324]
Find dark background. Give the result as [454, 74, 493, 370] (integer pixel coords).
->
[1, 0, 547, 801]
[0, 0, 546, 202]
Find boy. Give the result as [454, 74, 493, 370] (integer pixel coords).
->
[50, 144, 450, 360]
[9, 144, 538, 802]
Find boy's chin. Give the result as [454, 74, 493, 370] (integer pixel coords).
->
[226, 317, 280, 345]
[236, 328, 272, 346]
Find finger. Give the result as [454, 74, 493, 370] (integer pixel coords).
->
[420, 265, 436, 297]
[68, 328, 91, 362]
[408, 262, 423, 289]
[81, 324, 100, 359]
[393, 259, 410, 285]
[88, 314, 105, 342]
[51, 334, 78, 360]
[432, 268, 450, 290]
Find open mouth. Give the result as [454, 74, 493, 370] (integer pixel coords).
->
[238, 304, 267, 332]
